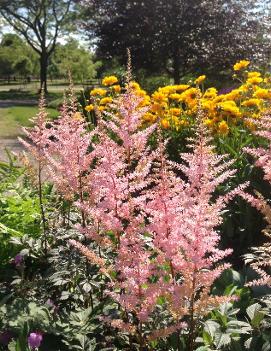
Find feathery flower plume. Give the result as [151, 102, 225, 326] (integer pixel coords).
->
[145, 110, 238, 348]
[239, 110, 271, 287]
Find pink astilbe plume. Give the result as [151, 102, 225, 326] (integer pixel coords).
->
[76, 86, 158, 322]
[239, 111, 271, 287]
[45, 95, 93, 201]
[19, 91, 50, 167]
[145, 114, 239, 347]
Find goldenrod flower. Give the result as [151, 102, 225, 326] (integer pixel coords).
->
[129, 81, 141, 90]
[152, 91, 168, 104]
[90, 88, 107, 96]
[217, 100, 241, 117]
[161, 119, 170, 129]
[247, 71, 261, 78]
[218, 120, 229, 135]
[102, 75, 118, 86]
[169, 93, 182, 101]
[204, 118, 215, 128]
[112, 85, 121, 93]
[169, 108, 181, 116]
[253, 88, 270, 99]
[203, 88, 217, 99]
[85, 104, 94, 112]
[233, 60, 250, 71]
[242, 98, 261, 108]
[175, 84, 190, 92]
[100, 97, 113, 105]
[72, 112, 83, 121]
[195, 75, 206, 85]
[247, 77, 263, 85]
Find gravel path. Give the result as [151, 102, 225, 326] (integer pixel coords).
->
[0, 99, 37, 108]
[0, 138, 24, 161]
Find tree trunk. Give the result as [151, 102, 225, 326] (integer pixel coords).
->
[172, 46, 181, 84]
[173, 52, 181, 84]
[39, 51, 48, 93]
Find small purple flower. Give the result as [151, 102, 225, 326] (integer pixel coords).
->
[46, 298, 58, 312]
[0, 330, 13, 345]
[218, 86, 235, 95]
[12, 254, 24, 267]
[27, 332, 43, 350]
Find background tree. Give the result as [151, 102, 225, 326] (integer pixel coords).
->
[80, 0, 270, 83]
[48, 39, 101, 82]
[0, 0, 76, 92]
[0, 33, 39, 81]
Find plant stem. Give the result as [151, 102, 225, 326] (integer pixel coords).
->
[38, 160, 47, 254]
[188, 271, 197, 351]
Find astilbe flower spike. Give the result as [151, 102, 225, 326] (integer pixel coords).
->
[18, 90, 50, 167]
[45, 91, 94, 203]
[144, 111, 239, 349]
[238, 110, 271, 287]
[76, 86, 158, 324]
[19, 91, 51, 252]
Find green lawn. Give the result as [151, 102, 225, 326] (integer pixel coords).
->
[0, 105, 59, 138]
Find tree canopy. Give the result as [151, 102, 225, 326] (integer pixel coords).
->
[0, 0, 77, 91]
[80, 0, 270, 83]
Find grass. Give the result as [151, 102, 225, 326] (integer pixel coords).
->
[0, 90, 63, 101]
[0, 105, 59, 138]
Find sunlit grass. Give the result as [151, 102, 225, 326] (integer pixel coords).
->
[0, 105, 59, 138]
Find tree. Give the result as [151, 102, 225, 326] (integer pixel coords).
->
[0, 33, 38, 80]
[0, 0, 75, 92]
[80, 0, 270, 83]
[48, 39, 101, 82]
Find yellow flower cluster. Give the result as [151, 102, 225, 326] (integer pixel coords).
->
[85, 66, 271, 135]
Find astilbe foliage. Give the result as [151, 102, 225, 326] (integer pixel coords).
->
[239, 111, 271, 287]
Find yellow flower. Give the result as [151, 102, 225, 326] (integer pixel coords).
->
[169, 93, 182, 101]
[139, 96, 151, 107]
[85, 104, 94, 112]
[143, 113, 157, 123]
[102, 75, 118, 86]
[100, 97, 113, 105]
[242, 98, 261, 108]
[225, 89, 242, 101]
[175, 84, 190, 92]
[204, 118, 215, 128]
[180, 87, 199, 102]
[161, 119, 170, 129]
[129, 81, 141, 90]
[98, 106, 105, 112]
[233, 60, 250, 71]
[169, 108, 181, 116]
[201, 100, 215, 114]
[112, 85, 121, 93]
[203, 88, 217, 99]
[217, 100, 241, 117]
[218, 120, 229, 135]
[152, 91, 168, 104]
[253, 88, 271, 99]
[90, 88, 107, 96]
[72, 112, 83, 121]
[246, 77, 263, 85]
[247, 71, 261, 78]
[244, 119, 256, 131]
[195, 75, 206, 85]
